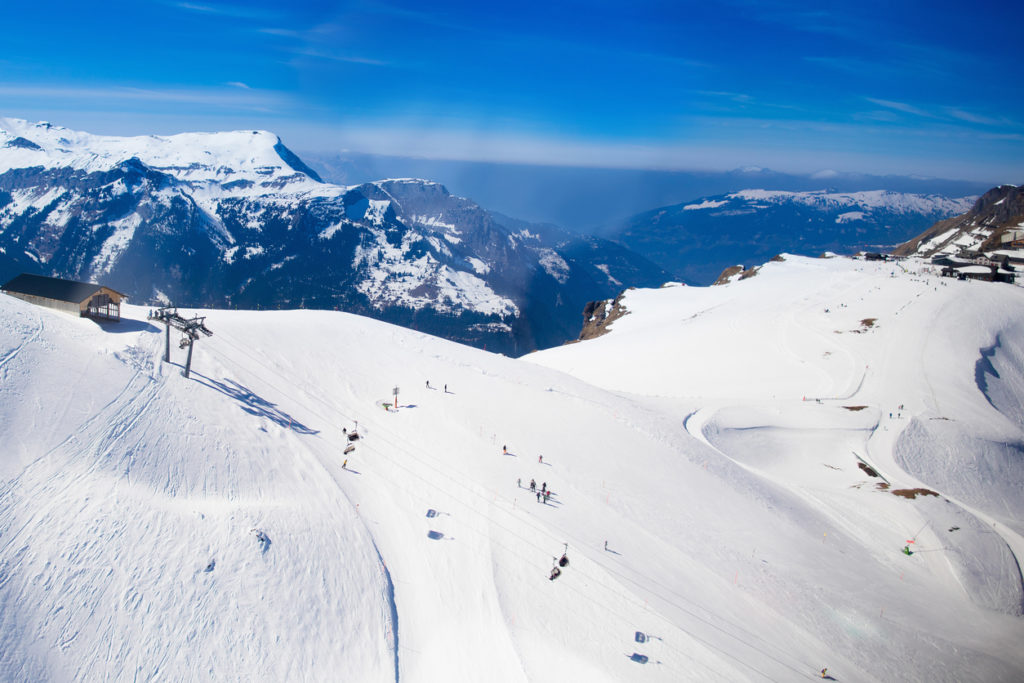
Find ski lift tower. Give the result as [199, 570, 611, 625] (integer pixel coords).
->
[148, 306, 213, 378]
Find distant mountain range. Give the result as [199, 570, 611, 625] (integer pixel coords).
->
[608, 189, 976, 284]
[301, 151, 995, 234]
[0, 118, 668, 355]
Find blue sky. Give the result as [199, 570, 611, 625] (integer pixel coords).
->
[2, 0, 1022, 182]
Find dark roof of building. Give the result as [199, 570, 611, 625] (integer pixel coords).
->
[1, 273, 124, 304]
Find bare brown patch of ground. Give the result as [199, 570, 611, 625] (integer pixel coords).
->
[891, 488, 939, 499]
[843, 405, 868, 411]
[858, 462, 879, 477]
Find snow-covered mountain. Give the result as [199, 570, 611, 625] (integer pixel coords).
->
[0, 118, 668, 354]
[609, 189, 976, 284]
[894, 184, 1024, 258]
[2, 252, 1023, 681]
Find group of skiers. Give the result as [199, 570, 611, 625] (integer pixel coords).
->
[517, 477, 553, 503]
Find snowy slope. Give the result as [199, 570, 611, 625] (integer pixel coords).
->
[2, 253, 1023, 682]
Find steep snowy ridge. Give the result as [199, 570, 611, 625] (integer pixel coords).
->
[2, 254, 1023, 682]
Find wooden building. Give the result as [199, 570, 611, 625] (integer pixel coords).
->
[1, 273, 126, 320]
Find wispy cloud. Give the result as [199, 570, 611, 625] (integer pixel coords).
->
[945, 108, 1001, 126]
[170, 1, 280, 21]
[225, 81, 251, 89]
[864, 98, 937, 119]
[358, 1, 475, 34]
[804, 55, 875, 74]
[291, 48, 390, 67]
[695, 90, 753, 104]
[861, 98, 1021, 132]
[0, 83, 289, 112]
[258, 27, 300, 38]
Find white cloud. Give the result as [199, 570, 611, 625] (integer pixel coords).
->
[945, 108, 1000, 126]
[864, 97, 936, 118]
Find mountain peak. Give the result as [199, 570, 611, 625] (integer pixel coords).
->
[0, 118, 326, 191]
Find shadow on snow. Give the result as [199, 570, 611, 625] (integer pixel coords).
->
[192, 372, 319, 434]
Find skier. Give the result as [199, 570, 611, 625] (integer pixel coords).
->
[517, 478, 521, 488]
[544, 491, 550, 503]
[342, 459, 347, 469]
[530, 479, 536, 492]
[820, 668, 828, 679]
[444, 384, 447, 393]
[604, 540, 608, 551]
[426, 380, 430, 388]
[541, 482, 546, 493]
[538, 454, 543, 463]
[503, 444, 507, 455]
[536, 491, 541, 503]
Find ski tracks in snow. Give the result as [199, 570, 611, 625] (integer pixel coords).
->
[0, 307, 43, 377]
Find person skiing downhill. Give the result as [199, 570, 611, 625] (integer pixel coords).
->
[530, 479, 536, 492]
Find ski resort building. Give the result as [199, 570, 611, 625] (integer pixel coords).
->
[1, 273, 125, 321]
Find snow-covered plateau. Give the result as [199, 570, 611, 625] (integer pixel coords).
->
[1, 254, 1023, 682]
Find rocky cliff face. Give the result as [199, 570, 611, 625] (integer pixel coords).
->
[576, 292, 631, 341]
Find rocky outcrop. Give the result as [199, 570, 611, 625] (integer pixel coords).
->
[577, 291, 631, 341]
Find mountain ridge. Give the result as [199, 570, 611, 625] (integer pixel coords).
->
[0, 118, 669, 355]
[894, 184, 1024, 258]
